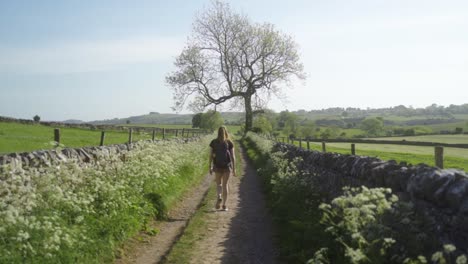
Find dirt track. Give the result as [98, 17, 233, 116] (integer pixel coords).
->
[184, 147, 279, 264]
[117, 146, 278, 264]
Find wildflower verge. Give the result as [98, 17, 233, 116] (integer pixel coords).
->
[0, 137, 210, 263]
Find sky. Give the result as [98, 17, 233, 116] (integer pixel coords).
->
[0, 0, 467, 121]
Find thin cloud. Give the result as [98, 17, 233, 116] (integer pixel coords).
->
[0, 36, 184, 74]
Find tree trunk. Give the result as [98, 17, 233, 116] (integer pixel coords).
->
[244, 95, 253, 133]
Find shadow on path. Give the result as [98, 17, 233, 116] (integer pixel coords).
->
[219, 147, 279, 264]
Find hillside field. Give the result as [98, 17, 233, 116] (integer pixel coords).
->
[0, 122, 180, 154]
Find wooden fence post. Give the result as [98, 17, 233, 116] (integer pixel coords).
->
[351, 143, 355, 155]
[182, 128, 185, 137]
[282, 137, 285, 143]
[175, 129, 179, 137]
[100, 131, 105, 146]
[322, 141, 326, 152]
[54, 128, 60, 145]
[435, 146, 444, 168]
[128, 128, 133, 144]
[152, 129, 156, 141]
[162, 128, 166, 139]
[299, 139, 302, 149]
[307, 140, 310, 150]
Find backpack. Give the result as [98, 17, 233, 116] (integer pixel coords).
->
[213, 140, 232, 169]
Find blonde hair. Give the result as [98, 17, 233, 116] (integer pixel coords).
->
[217, 126, 230, 142]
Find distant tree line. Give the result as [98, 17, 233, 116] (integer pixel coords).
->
[192, 111, 224, 131]
[192, 104, 467, 139]
[299, 103, 468, 119]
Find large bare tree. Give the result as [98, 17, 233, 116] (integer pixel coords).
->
[166, 1, 305, 132]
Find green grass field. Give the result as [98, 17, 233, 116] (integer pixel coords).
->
[340, 128, 365, 137]
[0, 122, 173, 154]
[293, 135, 468, 171]
[369, 134, 468, 144]
[421, 121, 468, 133]
[225, 125, 242, 135]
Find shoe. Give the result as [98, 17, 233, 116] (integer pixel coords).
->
[215, 198, 222, 209]
[222, 205, 228, 211]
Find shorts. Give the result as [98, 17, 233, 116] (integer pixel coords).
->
[214, 166, 231, 173]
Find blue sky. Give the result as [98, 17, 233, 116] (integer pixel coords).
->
[0, 0, 467, 121]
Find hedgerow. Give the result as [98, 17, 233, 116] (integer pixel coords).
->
[242, 133, 467, 264]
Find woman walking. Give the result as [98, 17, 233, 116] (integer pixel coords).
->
[209, 126, 236, 211]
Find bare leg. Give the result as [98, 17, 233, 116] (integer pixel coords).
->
[221, 171, 230, 207]
[215, 171, 222, 199]
[214, 171, 223, 209]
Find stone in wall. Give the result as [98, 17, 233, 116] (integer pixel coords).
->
[0, 135, 204, 173]
[0, 143, 124, 170]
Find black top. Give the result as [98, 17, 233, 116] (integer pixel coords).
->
[209, 139, 234, 150]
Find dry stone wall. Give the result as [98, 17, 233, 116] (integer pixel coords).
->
[275, 143, 468, 250]
[0, 138, 199, 172]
